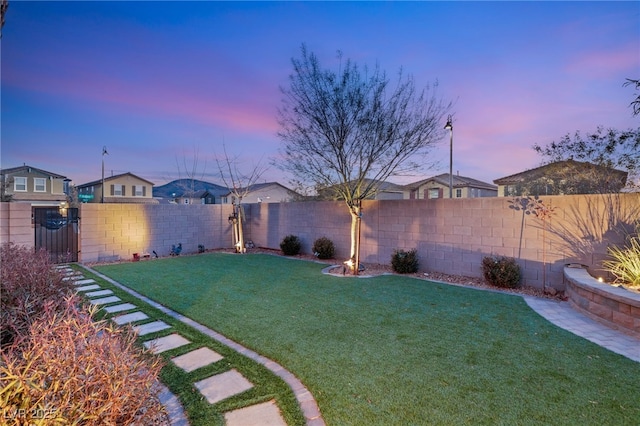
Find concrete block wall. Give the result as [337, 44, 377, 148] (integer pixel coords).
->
[0, 203, 33, 248]
[244, 193, 639, 291]
[2, 193, 637, 291]
[79, 203, 235, 263]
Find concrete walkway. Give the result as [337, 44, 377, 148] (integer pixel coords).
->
[74, 264, 325, 426]
[524, 296, 640, 362]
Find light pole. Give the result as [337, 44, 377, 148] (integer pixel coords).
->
[444, 115, 453, 198]
[101, 146, 108, 203]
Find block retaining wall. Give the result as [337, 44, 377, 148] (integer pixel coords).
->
[564, 266, 640, 338]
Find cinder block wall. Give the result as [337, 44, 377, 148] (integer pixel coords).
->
[0, 203, 33, 247]
[79, 203, 235, 262]
[2, 193, 637, 291]
[244, 193, 639, 290]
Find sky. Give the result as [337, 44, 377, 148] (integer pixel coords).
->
[2, 1, 639, 188]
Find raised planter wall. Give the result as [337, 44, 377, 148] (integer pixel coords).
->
[564, 266, 640, 338]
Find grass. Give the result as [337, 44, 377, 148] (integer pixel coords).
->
[72, 264, 306, 426]
[94, 253, 640, 425]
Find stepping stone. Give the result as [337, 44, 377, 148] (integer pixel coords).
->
[134, 320, 172, 336]
[113, 311, 149, 325]
[171, 347, 224, 372]
[74, 279, 96, 286]
[62, 275, 84, 281]
[144, 334, 190, 354]
[103, 303, 137, 313]
[194, 369, 253, 405]
[89, 296, 121, 306]
[76, 284, 101, 292]
[224, 400, 287, 426]
[85, 289, 113, 298]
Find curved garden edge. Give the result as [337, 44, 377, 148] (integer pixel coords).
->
[564, 265, 640, 338]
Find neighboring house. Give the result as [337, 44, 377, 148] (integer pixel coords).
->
[317, 179, 408, 201]
[153, 179, 229, 204]
[76, 172, 157, 204]
[405, 173, 498, 199]
[493, 160, 629, 197]
[220, 182, 300, 204]
[0, 164, 70, 206]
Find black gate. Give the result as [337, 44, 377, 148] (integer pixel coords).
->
[33, 207, 79, 263]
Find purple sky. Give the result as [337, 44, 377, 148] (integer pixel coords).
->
[2, 1, 638, 188]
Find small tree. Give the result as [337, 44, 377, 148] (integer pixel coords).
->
[216, 143, 267, 253]
[277, 45, 451, 273]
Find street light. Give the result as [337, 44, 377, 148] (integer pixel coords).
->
[101, 146, 108, 203]
[444, 115, 453, 198]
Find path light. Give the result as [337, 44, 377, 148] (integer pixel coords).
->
[444, 115, 453, 198]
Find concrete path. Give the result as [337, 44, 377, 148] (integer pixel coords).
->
[524, 296, 640, 362]
[70, 265, 314, 426]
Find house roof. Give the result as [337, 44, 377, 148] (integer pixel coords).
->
[0, 164, 68, 180]
[222, 181, 297, 196]
[153, 179, 228, 198]
[493, 160, 628, 185]
[406, 174, 497, 191]
[76, 172, 155, 188]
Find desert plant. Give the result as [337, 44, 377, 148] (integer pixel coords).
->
[391, 249, 419, 274]
[603, 222, 640, 288]
[482, 255, 522, 288]
[0, 295, 167, 425]
[280, 234, 302, 256]
[313, 237, 335, 259]
[1, 242, 75, 348]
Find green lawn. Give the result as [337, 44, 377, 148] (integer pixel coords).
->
[94, 253, 640, 425]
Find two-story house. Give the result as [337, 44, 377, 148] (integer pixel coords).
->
[76, 172, 157, 204]
[0, 164, 70, 206]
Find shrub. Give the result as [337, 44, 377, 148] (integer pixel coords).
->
[603, 222, 640, 288]
[313, 237, 335, 259]
[280, 235, 302, 256]
[482, 255, 522, 288]
[0, 295, 167, 425]
[391, 249, 419, 274]
[1, 243, 75, 348]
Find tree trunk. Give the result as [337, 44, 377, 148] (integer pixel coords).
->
[349, 202, 362, 275]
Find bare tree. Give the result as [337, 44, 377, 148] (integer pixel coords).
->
[624, 78, 640, 117]
[277, 45, 452, 273]
[173, 146, 207, 203]
[1, 0, 8, 39]
[215, 143, 268, 253]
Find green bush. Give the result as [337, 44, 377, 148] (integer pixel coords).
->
[603, 222, 640, 288]
[391, 249, 419, 274]
[482, 255, 521, 288]
[280, 234, 302, 256]
[313, 237, 335, 259]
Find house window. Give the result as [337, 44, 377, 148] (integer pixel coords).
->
[428, 188, 440, 199]
[34, 178, 46, 192]
[183, 199, 190, 204]
[14, 177, 27, 192]
[133, 185, 145, 197]
[111, 184, 124, 196]
[456, 189, 462, 198]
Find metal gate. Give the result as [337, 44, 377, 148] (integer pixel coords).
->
[33, 207, 79, 263]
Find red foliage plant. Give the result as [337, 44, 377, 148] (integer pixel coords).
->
[1, 243, 76, 348]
